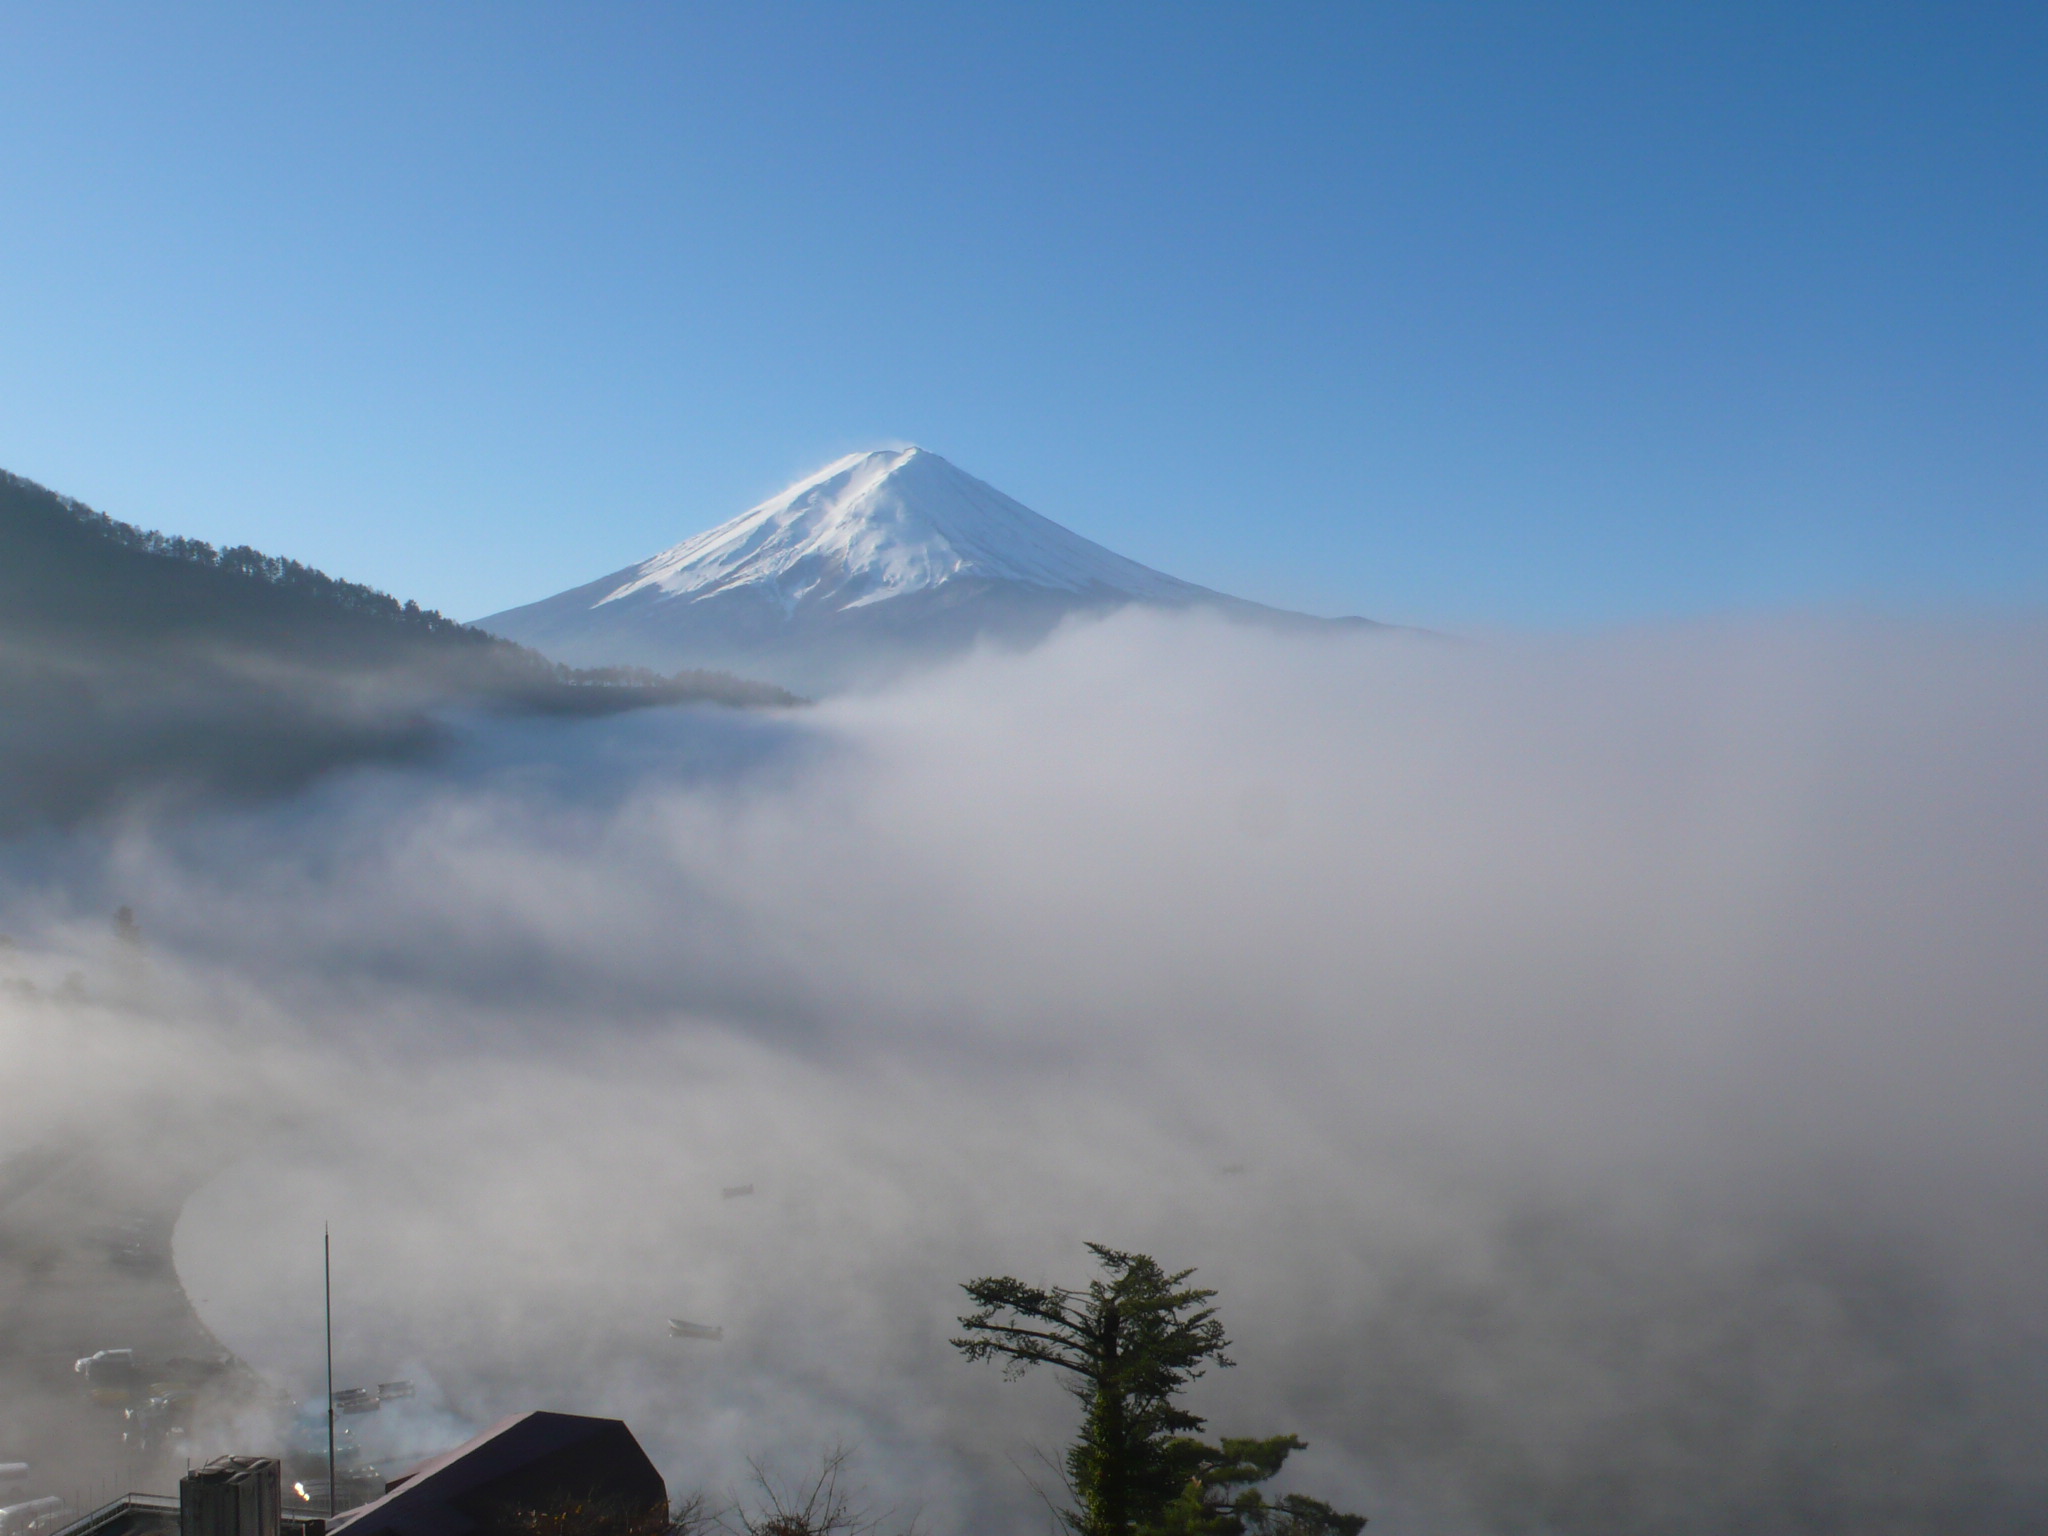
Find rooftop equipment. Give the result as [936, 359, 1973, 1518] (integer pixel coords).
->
[180, 1458, 280, 1536]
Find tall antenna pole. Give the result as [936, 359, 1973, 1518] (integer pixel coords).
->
[324, 1225, 337, 1518]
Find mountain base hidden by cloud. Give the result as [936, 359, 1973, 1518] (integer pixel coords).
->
[4, 611, 2046, 1535]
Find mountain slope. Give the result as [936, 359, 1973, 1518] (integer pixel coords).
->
[481, 448, 1375, 691]
[0, 470, 796, 829]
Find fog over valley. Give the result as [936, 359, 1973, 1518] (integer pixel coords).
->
[6, 610, 2047, 1534]
[7, 11, 2045, 1532]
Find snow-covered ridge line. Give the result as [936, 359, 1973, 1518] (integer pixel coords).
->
[594, 446, 1219, 614]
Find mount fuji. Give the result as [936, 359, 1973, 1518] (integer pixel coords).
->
[479, 447, 1376, 693]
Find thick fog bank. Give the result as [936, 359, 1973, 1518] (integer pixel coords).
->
[5, 611, 2048, 1534]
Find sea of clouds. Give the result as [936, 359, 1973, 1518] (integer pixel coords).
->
[5, 609, 2048, 1534]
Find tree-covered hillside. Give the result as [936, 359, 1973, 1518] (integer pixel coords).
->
[0, 469, 494, 654]
[0, 470, 797, 828]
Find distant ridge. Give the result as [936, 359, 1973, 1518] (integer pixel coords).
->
[482, 447, 1377, 692]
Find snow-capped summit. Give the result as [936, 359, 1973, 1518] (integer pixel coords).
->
[597, 447, 1215, 613]
[480, 447, 1372, 693]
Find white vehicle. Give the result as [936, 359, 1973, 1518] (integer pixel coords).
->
[0, 1497, 67, 1536]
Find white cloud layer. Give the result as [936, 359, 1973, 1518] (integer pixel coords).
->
[6, 609, 2048, 1534]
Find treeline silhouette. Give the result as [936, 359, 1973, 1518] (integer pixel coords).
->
[0, 469, 798, 828]
[0, 469, 495, 652]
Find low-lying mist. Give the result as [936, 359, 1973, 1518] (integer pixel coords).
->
[5, 610, 2048, 1534]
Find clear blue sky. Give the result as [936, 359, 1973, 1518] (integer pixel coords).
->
[1, 2, 2043, 627]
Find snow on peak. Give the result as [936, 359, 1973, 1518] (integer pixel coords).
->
[596, 447, 1211, 613]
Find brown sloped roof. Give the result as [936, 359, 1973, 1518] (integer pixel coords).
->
[327, 1411, 665, 1536]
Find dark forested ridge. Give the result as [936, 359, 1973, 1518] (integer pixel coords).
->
[0, 469, 490, 650]
[0, 470, 798, 828]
